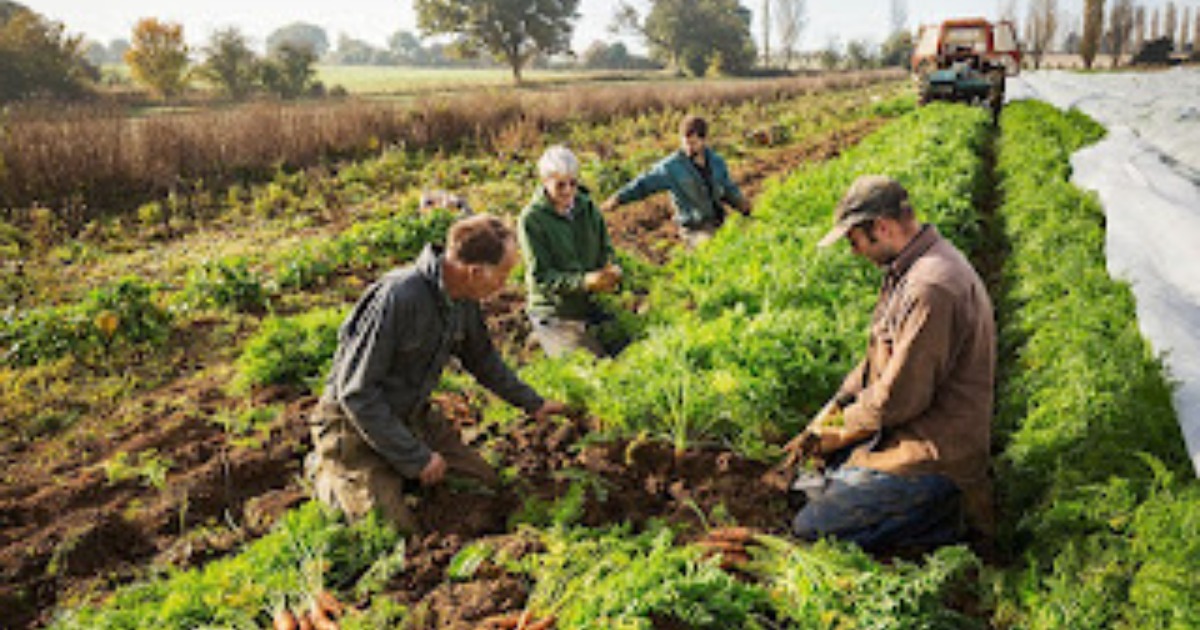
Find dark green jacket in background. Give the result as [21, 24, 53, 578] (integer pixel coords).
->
[518, 187, 615, 320]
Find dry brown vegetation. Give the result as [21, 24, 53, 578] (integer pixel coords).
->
[0, 70, 901, 229]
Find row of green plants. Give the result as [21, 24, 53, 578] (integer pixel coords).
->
[989, 100, 1198, 628]
[46, 101, 997, 629]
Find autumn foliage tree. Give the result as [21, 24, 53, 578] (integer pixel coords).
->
[415, 0, 580, 83]
[125, 18, 189, 98]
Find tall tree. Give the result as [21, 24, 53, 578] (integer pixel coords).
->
[1027, 0, 1060, 69]
[125, 18, 189, 98]
[1134, 5, 1145, 52]
[1151, 6, 1160, 39]
[1179, 6, 1190, 51]
[1194, 7, 1200, 54]
[1164, 2, 1177, 48]
[258, 43, 317, 98]
[416, 0, 580, 83]
[775, 0, 806, 68]
[761, 0, 770, 67]
[1081, 0, 1104, 69]
[0, 4, 93, 101]
[616, 0, 755, 76]
[388, 30, 426, 65]
[199, 27, 258, 98]
[266, 22, 329, 57]
[1108, 0, 1134, 67]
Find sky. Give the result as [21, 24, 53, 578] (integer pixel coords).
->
[18, 1, 1191, 55]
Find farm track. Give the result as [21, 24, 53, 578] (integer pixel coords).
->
[0, 115, 886, 629]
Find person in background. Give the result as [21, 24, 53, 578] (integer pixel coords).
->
[783, 174, 996, 553]
[308, 214, 567, 533]
[601, 114, 751, 249]
[519, 145, 625, 358]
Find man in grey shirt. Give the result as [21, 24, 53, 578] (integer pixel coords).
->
[308, 214, 566, 533]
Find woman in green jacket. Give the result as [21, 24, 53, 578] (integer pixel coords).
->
[518, 145, 624, 358]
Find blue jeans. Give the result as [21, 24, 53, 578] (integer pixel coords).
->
[792, 465, 965, 552]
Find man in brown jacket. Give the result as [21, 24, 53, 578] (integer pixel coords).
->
[786, 174, 996, 552]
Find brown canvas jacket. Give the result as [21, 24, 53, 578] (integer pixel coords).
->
[838, 225, 996, 530]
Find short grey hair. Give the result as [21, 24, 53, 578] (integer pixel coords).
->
[538, 145, 580, 179]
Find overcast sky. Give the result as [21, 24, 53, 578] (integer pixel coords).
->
[19, 1, 1190, 54]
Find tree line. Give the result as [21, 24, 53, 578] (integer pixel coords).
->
[1018, 0, 1200, 69]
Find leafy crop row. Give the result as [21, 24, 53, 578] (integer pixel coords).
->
[990, 100, 1198, 628]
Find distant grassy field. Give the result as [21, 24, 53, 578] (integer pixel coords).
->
[101, 62, 667, 97]
[314, 64, 665, 95]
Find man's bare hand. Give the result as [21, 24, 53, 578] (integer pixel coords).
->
[532, 400, 568, 423]
[600, 197, 620, 213]
[419, 452, 447, 486]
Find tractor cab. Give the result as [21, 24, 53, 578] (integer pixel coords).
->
[912, 18, 1021, 120]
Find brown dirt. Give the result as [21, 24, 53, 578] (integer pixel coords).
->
[0, 380, 311, 629]
[0, 115, 884, 630]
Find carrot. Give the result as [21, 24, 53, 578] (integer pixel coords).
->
[696, 539, 745, 554]
[314, 591, 345, 619]
[705, 526, 757, 543]
[297, 611, 315, 630]
[273, 608, 299, 630]
[524, 615, 557, 630]
[309, 599, 340, 630]
[480, 614, 522, 629]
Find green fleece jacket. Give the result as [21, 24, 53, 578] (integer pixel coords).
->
[518, 187, 615, 320]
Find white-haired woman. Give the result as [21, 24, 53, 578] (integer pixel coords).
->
[517, 145, 624, 358]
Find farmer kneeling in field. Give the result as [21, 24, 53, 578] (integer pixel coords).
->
[783, 175, 996, 552]
[601, 115, 751, 249]
[519, 145, 626, 358]
[308, 214, 567, 533]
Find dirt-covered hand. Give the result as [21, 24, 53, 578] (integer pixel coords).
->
[532, 400, 568, 423]
[420, 452, 447, 486]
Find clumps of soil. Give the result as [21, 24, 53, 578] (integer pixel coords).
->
[365, 410, 791, 628]
[0, 384, 311, 629]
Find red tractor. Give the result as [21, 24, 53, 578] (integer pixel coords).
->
[912, 18, 1022, 119]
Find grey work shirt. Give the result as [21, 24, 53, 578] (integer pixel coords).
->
[324, 244, 544, 478]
